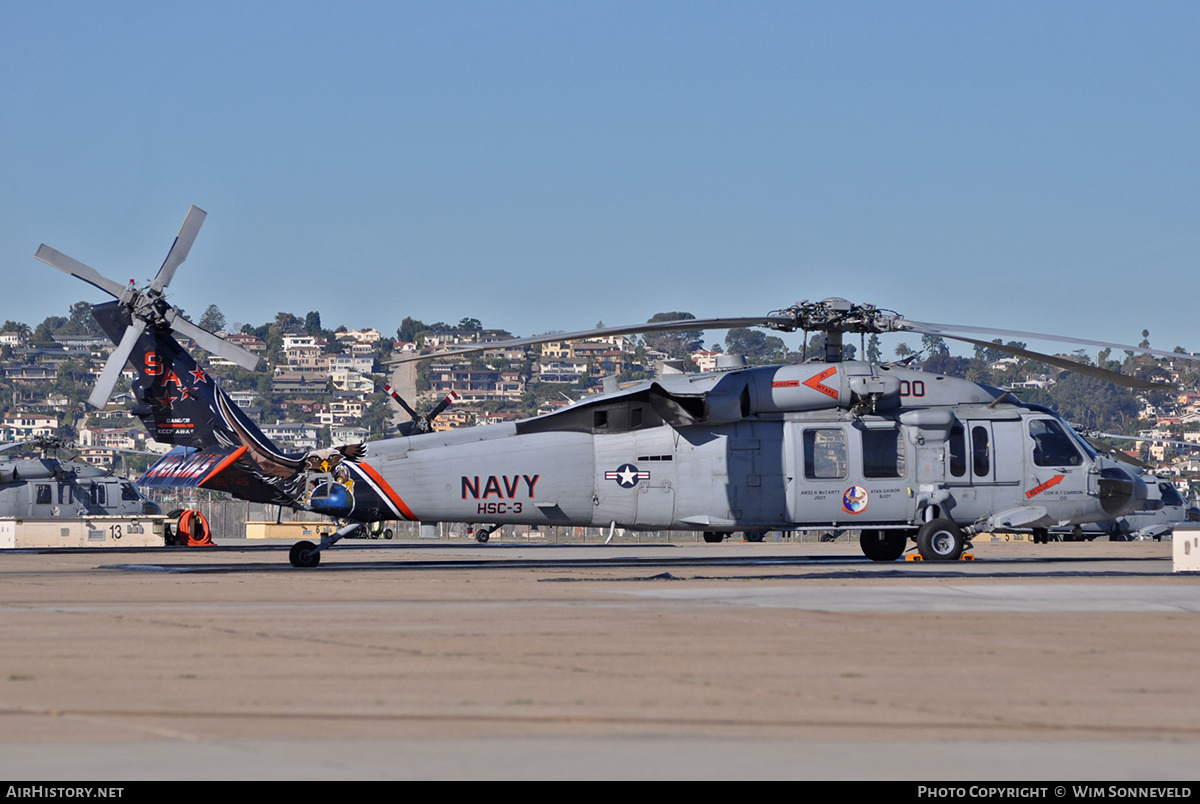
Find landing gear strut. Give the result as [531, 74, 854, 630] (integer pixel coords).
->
[289, 521, 366, 568]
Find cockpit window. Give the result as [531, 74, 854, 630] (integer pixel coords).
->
[121, 482, 141, 502]
[1031, 419, 1083, 467]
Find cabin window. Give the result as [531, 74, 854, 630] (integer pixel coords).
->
[36, 484, 51, 505]
[90, 485, 106, 506]
[972, 426, 991, 476]
[58, 484, 73, 505]
[862, 428, 906, 479]
[949, 424, 966, 478]
[804, 428, 847, 480]
[1030, 419, 1082, 467]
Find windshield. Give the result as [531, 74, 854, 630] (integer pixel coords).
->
[1031, 418, 1085, 467]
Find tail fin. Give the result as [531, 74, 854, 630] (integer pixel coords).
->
[94, 301, 379, 515]
[92, 301, 303, 477]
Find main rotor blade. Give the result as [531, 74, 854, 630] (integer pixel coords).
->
[1097, 432, 1198, 450]
[1079, 435, 1150, 469]
[166, 314, 262, 371]
[151, 206, 206, 293]
[35, 245, 127, 299]
[904, 328, 1175, 391]
[388, 315, 791, 365]
[901, 319, 1200, 364]
[90, 319, 146, 409]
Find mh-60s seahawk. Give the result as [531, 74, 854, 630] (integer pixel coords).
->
[37, 207, 1187, 567]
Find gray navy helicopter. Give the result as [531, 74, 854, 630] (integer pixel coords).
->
[0, 436, 161, 519]
[1058, 432, 1200, 541]
[36, 206, 1196, 567]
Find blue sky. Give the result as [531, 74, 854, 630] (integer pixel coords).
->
[2, 1, 1198, 358]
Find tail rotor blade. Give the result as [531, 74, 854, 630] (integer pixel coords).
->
[35, 245, 127, 299]
[89, 319, 146, 409]
[151, 206, 206, 292]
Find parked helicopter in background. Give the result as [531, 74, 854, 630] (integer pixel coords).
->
[36, 206, 1200, 567]
[1058, 431, 1200, 541]
[0, 437, 161, 519]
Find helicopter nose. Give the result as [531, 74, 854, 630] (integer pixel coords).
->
[1098, 465, 1147, 517]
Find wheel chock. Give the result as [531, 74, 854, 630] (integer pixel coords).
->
[905, 553, 975, 562]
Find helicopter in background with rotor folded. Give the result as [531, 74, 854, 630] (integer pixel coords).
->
[36, 206, 1199, 567]
[0, 436, 161, 519]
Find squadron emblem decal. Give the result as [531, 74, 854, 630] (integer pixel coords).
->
[842, 485, 869, 514]
[605, 464, 649, 489]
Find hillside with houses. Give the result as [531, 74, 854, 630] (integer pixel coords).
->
[3, 305, 1199, 500]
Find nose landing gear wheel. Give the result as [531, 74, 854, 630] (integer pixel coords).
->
[916, 519, 965, 561]
[290, 540, 320, 568]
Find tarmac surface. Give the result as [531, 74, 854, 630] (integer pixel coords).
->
[1, 537, 1197, 780]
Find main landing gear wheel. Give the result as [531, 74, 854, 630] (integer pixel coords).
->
[289, 540, 320, 568]
[859, 529, 907, 562]
[476, 529, 489, 543]
[702, 531, 724, 543]
[916, 519, 965, 561]
[743, 530, 765, 542]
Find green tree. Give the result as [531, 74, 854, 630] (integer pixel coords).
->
[199, 304, 227, 333]
[866, 334, 882, 363]
[60, 302, 103, 336]
[921, 334, 949, 356]
[643, 312, 703, 358]
[724, 328, 786, 363]
[1048, 373, 1139, 431]
[33, 316, 67, 346]
[397, 316, 427, 343]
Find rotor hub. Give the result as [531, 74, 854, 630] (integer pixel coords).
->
[766, 299, 904, 335]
